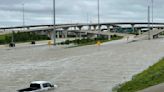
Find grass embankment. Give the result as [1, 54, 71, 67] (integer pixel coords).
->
[114, 58, 164, 92]
[59, 35, 123, 46]
[0, 35, 6, 44]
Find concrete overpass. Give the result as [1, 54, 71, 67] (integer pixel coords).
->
[1, 22, 164, 42]
[1, 22, 164, 31]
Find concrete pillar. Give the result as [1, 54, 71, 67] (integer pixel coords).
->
[49, 31, 56, 41]
[57, 31, 60, 38]
[61, 31, 64, 38]
[107, 25, 111, 32]
[131, 24, 135, 33]
[138, 29, 141, 35]
[64, 31, 68, 38]
[27, 27, 30, 30]
[113, 27, 117, 33]
[62, 27, 69, 38]
[88, 26, 92, 31]
[93, 25, 97, 31]
[78, 26, 83, 39]
[98, 25, 101, 31]
[74, 26, 77, 30]
[97, 25, 102, 38]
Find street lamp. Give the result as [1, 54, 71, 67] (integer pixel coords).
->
[53, 0, 56, 45]
[151, 0, 154, 29]
[22, 4, 25, 27]
[97, 0, 100, 37]
[148, 6, 151, 40]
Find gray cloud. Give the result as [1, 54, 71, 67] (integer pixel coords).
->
[0, 0, 163, 27]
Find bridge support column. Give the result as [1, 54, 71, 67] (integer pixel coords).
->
[62, 27, 69, 38]
[57, 31, 60, 38]
[107, 25, 111, 32]
[64, 31, 68, 38]
[138, 29, 141, 35]
[93, 25, 97, 31]
[98, 25, 101, 31]
[88, 26, 92, 31]
[27, 27, 30, 30]
[48, 31, 56, 44]
[74, 26, 77, 30]
[113, 27, 117, 33]
[78, 26, 83, 39]
[131, 24, 135, 33]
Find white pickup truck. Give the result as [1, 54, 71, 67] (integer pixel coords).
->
[18, 81, 58, 92]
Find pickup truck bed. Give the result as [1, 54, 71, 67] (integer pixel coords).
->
[18, 87, 39, 92]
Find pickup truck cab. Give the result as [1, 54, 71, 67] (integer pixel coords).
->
[18, 81, 58, 92]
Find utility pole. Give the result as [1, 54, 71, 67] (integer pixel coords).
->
[148, 6, 151, 40]
[53, 0, 56, 45]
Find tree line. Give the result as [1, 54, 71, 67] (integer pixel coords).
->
[0, 31, 50, 45]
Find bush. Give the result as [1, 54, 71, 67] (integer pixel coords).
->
[59, 35, 123, 46]
[65, 40, 70, 45]
[31, 41, 36, 44]
[9, 42, 15, 47]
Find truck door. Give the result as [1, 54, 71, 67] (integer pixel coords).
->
[42, 83, 51, 91]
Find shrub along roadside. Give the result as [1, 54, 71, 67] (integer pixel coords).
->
[114, 58, 164, 92]
[58, 35, 123, 46]
[0, 35, 6, 44]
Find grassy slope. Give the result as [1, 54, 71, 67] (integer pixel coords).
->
[116, 58, 164, 92]
[0, 35, 5, 40]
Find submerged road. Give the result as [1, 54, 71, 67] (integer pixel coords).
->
[0, 37, 164, 92]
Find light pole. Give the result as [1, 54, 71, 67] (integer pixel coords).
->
[148, 6, 151, 40]
[53, 0, 56, 45]
[151, 0, 154, 29]
[22, 4, 25, 27]
[97, 0, 100, 37]
[86, 13, 89, 24]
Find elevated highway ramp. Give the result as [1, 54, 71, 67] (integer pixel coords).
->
[133, 29, 164, 40]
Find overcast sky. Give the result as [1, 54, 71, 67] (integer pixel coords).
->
[0, 0, 163, 27]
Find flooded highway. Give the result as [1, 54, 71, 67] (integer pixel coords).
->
[0, 38, 164, 92]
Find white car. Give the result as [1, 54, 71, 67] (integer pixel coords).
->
[18, 81, 58, 92]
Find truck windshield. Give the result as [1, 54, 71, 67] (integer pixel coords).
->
[30, 84, 41, 89]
